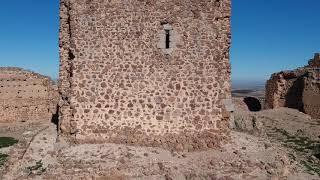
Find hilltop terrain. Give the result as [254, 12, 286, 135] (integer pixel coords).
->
[0, 95, 319, 179]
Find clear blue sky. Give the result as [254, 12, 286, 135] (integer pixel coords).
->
[232, 0, 320, 82]
[0, 0, 59, 78]
[0, 0, 319, 83]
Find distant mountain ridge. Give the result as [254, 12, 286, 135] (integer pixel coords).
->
[232, 79, 266, 90]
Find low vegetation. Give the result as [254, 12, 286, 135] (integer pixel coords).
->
[0, 137, 18, 148]
[272, 128, 320, 176]
[26, 160, 46, 176]
[0, 137, 18, 168]
[0, 153, 9, 167]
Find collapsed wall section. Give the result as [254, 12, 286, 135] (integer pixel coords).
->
[265, 53, 320, 119]
[265, 70, 307, 111]
[59, 0, 232, 151]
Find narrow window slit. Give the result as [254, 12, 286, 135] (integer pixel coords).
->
[165, 30, 170, 49]
[158, 23, 175, 54]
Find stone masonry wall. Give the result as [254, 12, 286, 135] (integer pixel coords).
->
[265, 70, 307, 110]
[265, 53, 320, 119]
[303, 69, 320, 118]
[59, 0, 232, 151]
[0, 67, 58, 123]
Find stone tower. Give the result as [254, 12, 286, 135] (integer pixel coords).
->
[59, 0, 232, 151]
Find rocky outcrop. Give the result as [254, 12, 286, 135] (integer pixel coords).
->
[0, 67, 58, 123]
[265, 53, 320, 118]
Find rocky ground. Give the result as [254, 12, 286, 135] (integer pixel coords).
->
[0, 104, 319, 179]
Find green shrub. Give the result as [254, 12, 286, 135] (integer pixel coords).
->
[0, 137, 18, 148]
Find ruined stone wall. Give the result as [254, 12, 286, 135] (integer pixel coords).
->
[265, 70, 306, 110]
[0, 67, 58, 123]
[303, 69, 320, 118]
[265, 53, 320, 119]
[59, 0, 232, 151]
[308, 53, 320, 67]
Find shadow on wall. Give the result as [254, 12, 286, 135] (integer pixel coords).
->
[243, 97, 262, 112]
[51, 105, 59, 129]
[285, 76, 305, 112]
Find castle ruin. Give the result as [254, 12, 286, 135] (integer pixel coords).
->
[265, 53, 320, 119]
[59, 0, 232, 151]
[0, 67, 58, 123]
